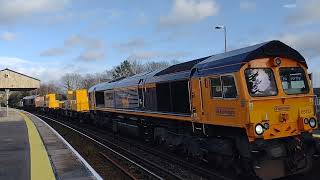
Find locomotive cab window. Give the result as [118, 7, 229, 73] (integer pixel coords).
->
[280, 67, 309, 94]
[245, 68, 277, 97]
[221, 75, 237, 98]
[210, 75, 237, 98]
[211, 77, 222, 97]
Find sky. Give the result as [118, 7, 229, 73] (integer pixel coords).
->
[0, 0, 319, 85]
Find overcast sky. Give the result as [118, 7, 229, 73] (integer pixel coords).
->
[0, 0, 319, 84]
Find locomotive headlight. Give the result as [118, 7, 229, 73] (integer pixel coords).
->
[263, 123, 270, 130]
[304, 118, 309, 124]
[255, 124, 264, 135]
[309, 118, 317, 128]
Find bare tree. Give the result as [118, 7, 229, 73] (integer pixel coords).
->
[99, 70, 113, 82]
[80, 74, 100, 89]
[36, 81, 63, 96]
[143, 61, 171, 72]
[60, 73, 83, 90]
[129, 60, 145, 74]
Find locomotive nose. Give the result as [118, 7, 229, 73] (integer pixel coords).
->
[249, 100, 317, 139]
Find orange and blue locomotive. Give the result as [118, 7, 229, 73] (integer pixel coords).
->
[25, 40, 318, 179]
[88, 40, 318, 179]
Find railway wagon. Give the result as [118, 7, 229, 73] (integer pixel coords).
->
[22, 95, 44, 109]
[44, 93, 60, 109]
[58, 89, 90, 120]
[87, 40, 318, 179]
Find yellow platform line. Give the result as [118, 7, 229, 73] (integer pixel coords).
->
[19, 112, 56, 180]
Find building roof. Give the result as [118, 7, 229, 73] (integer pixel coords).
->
[0, 68, 40, 81]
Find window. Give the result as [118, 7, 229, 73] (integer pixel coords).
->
[211, 75, 237, 98]
[95, 91, 105, 107]
[104, 91, 114, 108]
[245, 68, 277, 97]
[222, 75, 237, 98]
[211, 77, 222, 97]
[280, 67, 309, 95]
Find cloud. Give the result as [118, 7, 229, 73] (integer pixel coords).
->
[76, 50, 105, 61]
[240, 1, 256, 10]
[127, 50, 189, 60]
[64, 34, 104, 49]
[286, 0, 320, 25]
[41, 34, 106, 61]
[0, 56, 65, 82]
[159, 0, 219, 27]
[47, 8, 123, 25]
[113, 38, 146, 52]
[283, 4, 297, 9]
[0, 56, 103, 82]
[0, 0, 71, 25]
[40, 48, 68, 56]
[0, 57, 28, 66]
[0, 31, 17, 41]
[64, 35, 83, 47]
[280, 31, 320, 59]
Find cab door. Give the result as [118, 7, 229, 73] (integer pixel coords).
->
[201, 74, 244, 127]
[190, 77, 208, 123]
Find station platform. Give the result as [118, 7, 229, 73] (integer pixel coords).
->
[0, 109, 102, 180]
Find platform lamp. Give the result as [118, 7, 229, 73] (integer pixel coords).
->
[215, 25, 227, 52]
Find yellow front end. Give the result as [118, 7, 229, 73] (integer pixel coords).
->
[240, 57, 317, 141]
[247, 97, 316, 141]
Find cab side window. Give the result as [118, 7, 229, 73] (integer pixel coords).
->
[210, 75, 237, 98]
[221, 75, 237, 98]
[211, 77, 222, 97]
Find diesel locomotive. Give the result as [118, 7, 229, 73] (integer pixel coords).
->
[24, 40, 319, 180]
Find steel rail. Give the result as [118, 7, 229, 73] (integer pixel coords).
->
[99, 152, 138, 180]
[36, 114, 186, 180]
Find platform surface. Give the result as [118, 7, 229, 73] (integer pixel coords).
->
[0, 109, 101, 180]
[0, 110, 30, 180]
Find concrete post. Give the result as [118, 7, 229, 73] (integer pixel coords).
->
[5, 89, 9, 117]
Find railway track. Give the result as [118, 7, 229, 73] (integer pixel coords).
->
[36, 114, 182, 180]
[90, 124, 232, 180]
[34, 113, 232, 180]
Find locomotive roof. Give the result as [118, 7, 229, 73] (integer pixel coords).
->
[89, 40, 306, 92]
[88, 70, 162, 92]
[193, 40, 306, 76]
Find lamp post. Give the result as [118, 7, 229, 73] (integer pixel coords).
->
[215, 25, 227, 52]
